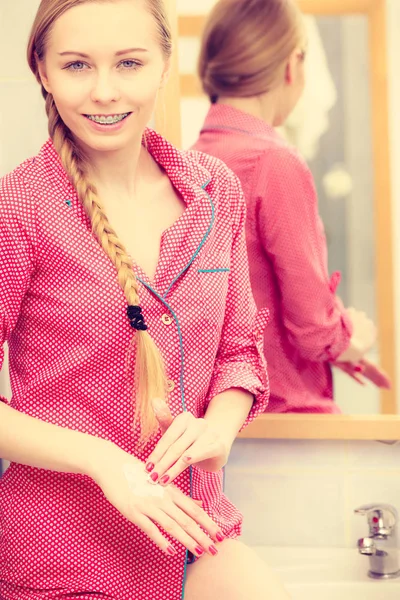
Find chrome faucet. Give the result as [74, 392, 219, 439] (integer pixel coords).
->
[355, 503, 400, 579]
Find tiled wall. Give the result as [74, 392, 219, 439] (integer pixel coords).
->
[225, 438, 400, 548]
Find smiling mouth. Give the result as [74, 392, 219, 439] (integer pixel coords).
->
[84, 112, 132, 124]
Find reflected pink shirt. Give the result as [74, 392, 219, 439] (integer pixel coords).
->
[193, 104, 353, 413]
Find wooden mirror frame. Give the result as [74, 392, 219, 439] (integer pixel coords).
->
[156, 0, 398, 440]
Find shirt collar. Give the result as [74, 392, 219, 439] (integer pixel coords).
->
[41, 127, 213, 200]
[201, 103, 281, 141]
[37, 129, 215, 295]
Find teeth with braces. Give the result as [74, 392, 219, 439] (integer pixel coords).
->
[87, 113, 129, 124]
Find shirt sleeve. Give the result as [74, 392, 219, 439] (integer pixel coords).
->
[205, 169, 270, 430]
[0, 170, 37, 404]
[255, 147, 352, 362]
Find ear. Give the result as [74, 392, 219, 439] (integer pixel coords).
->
[36, 54, 52, 94]
[285, 53, 296, 86]
[285, 48, 303, 86]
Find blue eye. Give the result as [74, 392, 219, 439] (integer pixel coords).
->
[120, 60, 141, 70]
[63, 60, 141, 73]
[65, 61, 87, 71]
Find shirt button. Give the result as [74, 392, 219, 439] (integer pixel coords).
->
[161, 314, 173, 326]
[167, 380, 176, 393]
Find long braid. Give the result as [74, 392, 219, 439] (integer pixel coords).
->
[45, 92, 167, 445]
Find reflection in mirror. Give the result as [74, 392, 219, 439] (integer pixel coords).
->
[282, 15, 378, 414]
[177, 5, 394, 416]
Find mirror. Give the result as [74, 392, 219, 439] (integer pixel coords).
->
[168, 0, 398, 429]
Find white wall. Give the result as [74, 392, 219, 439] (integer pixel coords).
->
[226, 438, 400, 548]
[0, 0, 48, 176]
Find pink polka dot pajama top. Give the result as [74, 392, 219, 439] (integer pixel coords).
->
[0, 128, 269, 600]
[193, 104, 353, 414]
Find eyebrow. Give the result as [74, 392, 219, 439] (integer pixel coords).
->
[58, 48, 149, 58]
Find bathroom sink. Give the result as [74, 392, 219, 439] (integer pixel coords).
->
[252, 546, 400, 600]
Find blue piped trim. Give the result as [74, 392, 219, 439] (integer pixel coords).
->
[201, 179, 212, 189]
[198, 268, 230, 273]
[139, 179, 212, 600]
[164, 179, 214, 299]
[137, 279, 187, 412]
[181, 465, 194, 599]
[138, 277, 193, 600]
[138, 277, 193, 596]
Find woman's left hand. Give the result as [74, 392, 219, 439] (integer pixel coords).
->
[144, 399, 230, 486]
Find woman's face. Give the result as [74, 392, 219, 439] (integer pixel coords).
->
[37, 0, 169, 155]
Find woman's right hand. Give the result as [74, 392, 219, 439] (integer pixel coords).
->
[336, 307, 377, 363]
[89, 441, 223, 559]
[333, 358, 391, 389]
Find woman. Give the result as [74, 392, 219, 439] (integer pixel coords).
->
[193, 0, 389, 414]
[0, 1, 289, 599]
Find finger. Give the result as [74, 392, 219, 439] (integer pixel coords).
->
[152, 398, 174, 434]
[161, 438, 221, 485]
[161, 502, 218, 557]
[363, 370, 391, 389]
[333, 362, 356, 376]
[145, 414, 191, 473]
[350, 373, 366, 386]
[144, 506, 212, 558]
[182, 438, 222, 465]
[334, 362, 366, 384]
[170, 487, 224, 545]
[360, 361, 392, 389]
[152, 427, 201, 483]
[131, 512, 178, 557]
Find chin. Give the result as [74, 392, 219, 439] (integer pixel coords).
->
[273, 115, 286, 128]
[78, 128, 133, 154]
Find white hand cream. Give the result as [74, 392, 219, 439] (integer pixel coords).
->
[123, 462, 165, 499]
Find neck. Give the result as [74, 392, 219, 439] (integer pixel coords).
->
[216, 92, 281, 127]
[82, 135, 152, 198]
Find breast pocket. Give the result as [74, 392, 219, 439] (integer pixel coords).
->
[196, 249, 231, 320]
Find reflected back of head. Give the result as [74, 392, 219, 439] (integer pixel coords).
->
[198, 0, 304, 102]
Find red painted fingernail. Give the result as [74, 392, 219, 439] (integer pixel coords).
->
[195, 546, 204, 556]
[146, 462, 155, 473]
[160, 475, 170, 485]
[216, 532, 225, 543]
[209, 545, 218, 556]
[150, 472, 159, 482]
[184, 456, 192, 463]
[355, 366, 363, 373]
[166, 545, 177, 556]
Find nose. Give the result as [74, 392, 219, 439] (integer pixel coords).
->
[90, 71, 121, 105]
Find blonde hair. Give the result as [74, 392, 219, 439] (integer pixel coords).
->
[198, 0, 304, 102]
[27, 0, 172, 445]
